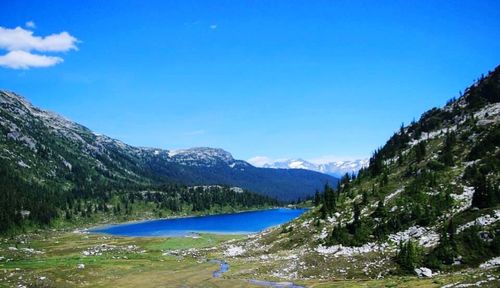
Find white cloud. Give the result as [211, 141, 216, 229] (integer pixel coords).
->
[210, 24, 217, 30]
[25, 21, 36, 29]
[0, 26, 78, 52]
[0, 26, 78, 69]
[247, 156, 273, 167]
[0, 50, 63, 69]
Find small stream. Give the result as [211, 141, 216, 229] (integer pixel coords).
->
[210, 259, 305, 288]
[248, 279, 306, 288]
[209, 260, 230, 278]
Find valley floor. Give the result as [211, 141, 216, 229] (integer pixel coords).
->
[1, 228, 499, 287]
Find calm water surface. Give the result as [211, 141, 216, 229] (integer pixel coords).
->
[90, 208, 307, 237]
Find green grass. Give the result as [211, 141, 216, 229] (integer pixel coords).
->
[145, 233, 245, 251]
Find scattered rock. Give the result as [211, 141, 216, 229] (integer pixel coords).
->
[479, 256, 500, 269]
[457, 210, 500, 233]
[316, 242, 388, 256]
[388, 226, 440, 248]
[81, 244, 144, 256]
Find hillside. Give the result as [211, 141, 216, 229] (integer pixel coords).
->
[0, 91, 337, 232]
[218, 66, 500, 284]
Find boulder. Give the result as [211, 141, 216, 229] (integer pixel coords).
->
[414, 267, 433, 278]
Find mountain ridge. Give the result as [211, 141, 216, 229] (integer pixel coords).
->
[0, 90, 338, 203]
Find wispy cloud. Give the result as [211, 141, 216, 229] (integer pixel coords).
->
[0, 26, 78, 69]
[210, 24, 217, 30]
[25, 21, 36, 29]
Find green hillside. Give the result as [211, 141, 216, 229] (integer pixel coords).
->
[224, 65, 500, 281]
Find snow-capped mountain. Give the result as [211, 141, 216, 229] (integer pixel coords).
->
[316, 159, 369, 177]
[263, 159, 318, 170]
[253, 158, 369, 177]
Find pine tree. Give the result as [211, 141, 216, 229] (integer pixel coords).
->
[314, 190, 321, 207]
[361, 191, 369, 205]
[426, 220, 458, 268]
[440, 132, 456, 166]
[471, 173, 489, 208]
[373, 200, 387, 218]
[396, 240, 423, 273]
[415, 141, 426, 162]
[323, 184, 336, 214]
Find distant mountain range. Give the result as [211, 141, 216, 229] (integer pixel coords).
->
[250, 158, 368, 177]
[0, 91, 337, 201]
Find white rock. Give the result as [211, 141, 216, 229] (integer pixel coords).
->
[457, 210, 500, 233]
[77, 263, 85, 269]
[224, 245, 244, 257]
[415, 267, 433, 278]
[450, 186, 475, 214]
[319, 228, 329, 240]
[315, 242, 388, 256]
[384, 188, 403, 205]
[479, 256, 500, 269]
[388, 226, 440, 248]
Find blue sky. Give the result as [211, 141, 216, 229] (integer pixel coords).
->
[1, 1, 499, 163]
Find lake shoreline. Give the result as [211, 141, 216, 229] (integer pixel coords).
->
[88, 206, 306, 229]
[87, 208, 309, 237]
[68, 205, 282, 234]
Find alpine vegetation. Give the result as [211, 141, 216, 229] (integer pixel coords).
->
[223, 66, 500, 284]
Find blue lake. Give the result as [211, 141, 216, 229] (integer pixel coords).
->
[90, 208, 308, 237]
